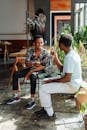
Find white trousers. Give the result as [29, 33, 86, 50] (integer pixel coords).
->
[39, 82, 78, 116]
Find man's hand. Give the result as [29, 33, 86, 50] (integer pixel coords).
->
[33, 61, 41, 67]
[25, 61, 33, 67]
[50, 48, 58, 64]
[50, 48, 63, 71]
[43, 78, 55, 84]
[25, 61, 41, 67]
[44, 79, 52, 84]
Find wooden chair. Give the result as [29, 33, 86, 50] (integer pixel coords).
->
[8, 56, 26, 88]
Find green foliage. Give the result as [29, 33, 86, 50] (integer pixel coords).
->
[74, 26, 87, 49]
[80, 103, 87, 113]
[55, 24, 71, 64]
[61, 24, 71, 34]
[56, 46, 65, 64]
[52, 25, 86, 64]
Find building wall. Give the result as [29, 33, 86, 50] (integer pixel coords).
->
[50, 0, 71, 11]
[50, 0, 71, 46]
[0, 0, 71, 56]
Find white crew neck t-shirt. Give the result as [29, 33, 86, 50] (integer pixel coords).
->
[63, 49, 82, 89]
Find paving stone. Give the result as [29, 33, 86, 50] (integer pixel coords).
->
[0, 62, 86, 130]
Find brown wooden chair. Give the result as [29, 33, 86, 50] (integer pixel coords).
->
[8, 56, 26, 88]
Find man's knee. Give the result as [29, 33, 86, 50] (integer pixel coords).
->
[39, 84, 46, 94]
[30, 73, 37, 81]
[13, 71, 19, 78]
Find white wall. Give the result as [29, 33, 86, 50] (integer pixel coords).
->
[0, 0, 27, 40]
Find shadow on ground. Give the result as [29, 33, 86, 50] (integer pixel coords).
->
[0, 61, 85, 130]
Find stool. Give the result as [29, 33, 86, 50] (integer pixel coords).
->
[52, 93, 76, 112]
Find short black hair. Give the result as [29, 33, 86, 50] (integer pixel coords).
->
[33, 35, 43, 42]
[59, 34, 73, 47]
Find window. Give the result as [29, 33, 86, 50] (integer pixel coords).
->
[50, 12, 71, 46]
[71, 0, 87, 34]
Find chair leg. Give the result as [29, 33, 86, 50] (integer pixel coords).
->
[7, 63, 18, 87]
[7, 67, 15, 87]
[37, 77, 40, 99]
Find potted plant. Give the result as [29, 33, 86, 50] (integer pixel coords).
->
[80, 103, 87, 130]
[75, 86, 87, 130]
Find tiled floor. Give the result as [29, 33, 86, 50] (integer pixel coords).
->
[0, 59, 86, 130]
[54, 112, 84, 130]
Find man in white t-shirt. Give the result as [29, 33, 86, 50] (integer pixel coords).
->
[34, 34, 83, 120]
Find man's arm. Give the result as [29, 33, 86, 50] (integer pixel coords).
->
[50, 49, 63, 72]
[25, 61, 33, 68]
[44, 73, 72, 83]
[53, 54, 63, 72]
[24, 65, 45, 82]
